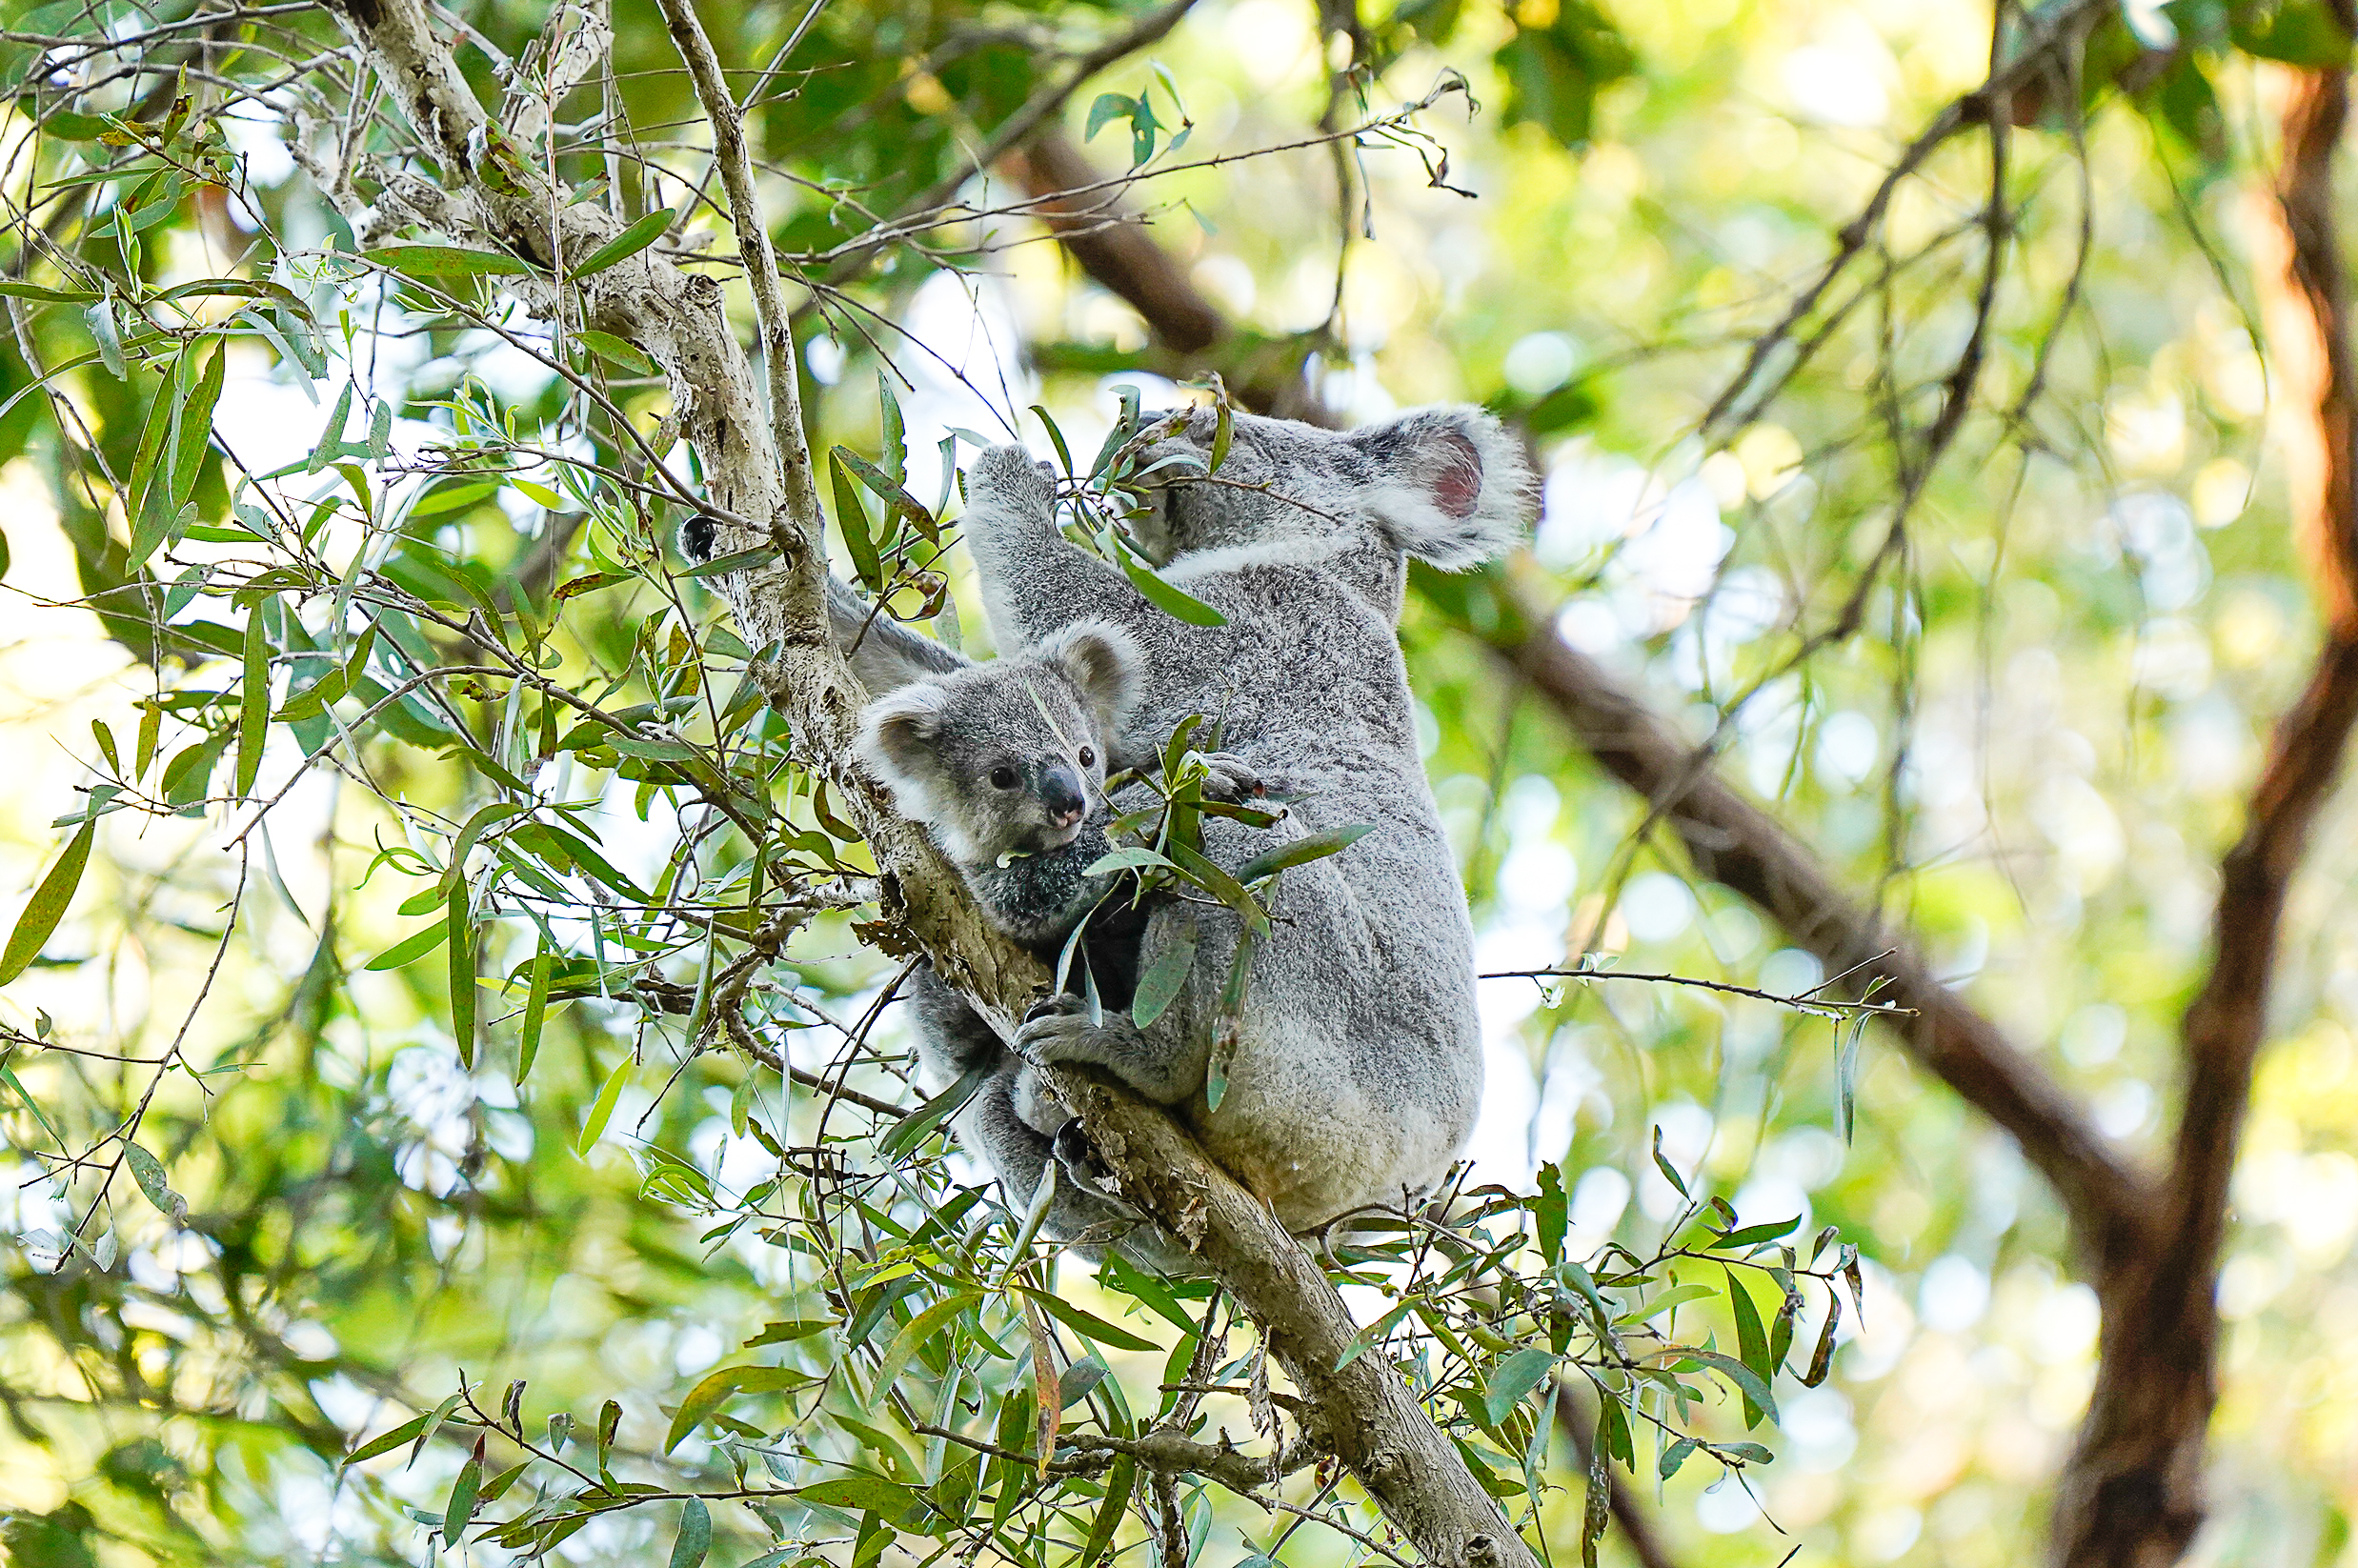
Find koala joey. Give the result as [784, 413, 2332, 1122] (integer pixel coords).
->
[952, 403, 1534, 1237]
[840, 587, 1249, 1270]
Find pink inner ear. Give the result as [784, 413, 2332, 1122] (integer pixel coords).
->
[1430, 431, 1482, 518]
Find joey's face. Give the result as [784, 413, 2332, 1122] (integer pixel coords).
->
[857, 659, 1118, 869]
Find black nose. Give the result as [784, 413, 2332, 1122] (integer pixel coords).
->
[1040, 765, 1085, 827]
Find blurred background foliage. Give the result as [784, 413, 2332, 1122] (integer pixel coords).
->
[2, 0, 2356, 1562]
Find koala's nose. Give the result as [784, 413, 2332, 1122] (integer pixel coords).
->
[1039, 764, 1086, 827]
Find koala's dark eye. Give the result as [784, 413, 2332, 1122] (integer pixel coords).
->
[989, 766, 1018, 790]
[1078, 746, 1096, 769]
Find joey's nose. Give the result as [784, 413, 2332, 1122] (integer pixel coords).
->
[1040, 765, 1086, 827]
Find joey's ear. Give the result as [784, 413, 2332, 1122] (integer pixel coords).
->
[1037, 621, 1144, 739]
[830, 573, 971, 693]
[1353, 404, 1536, 571]
[856, 684, 953, 820]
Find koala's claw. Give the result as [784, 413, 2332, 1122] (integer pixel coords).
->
[1022, 995, 1072, 1026]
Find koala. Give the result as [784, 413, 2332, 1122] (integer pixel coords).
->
[953, 403, 1533, 1236]
[836, 589, 1205, 1269]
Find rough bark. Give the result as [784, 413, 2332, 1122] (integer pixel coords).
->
[323, 6, 1535, 1562]
[2048, 63, 2358, 1567]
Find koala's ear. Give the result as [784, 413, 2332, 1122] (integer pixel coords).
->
[1037, 621, 1144, 739]
[1353, 405, 1536, 571]
[856, 684, 953, 820]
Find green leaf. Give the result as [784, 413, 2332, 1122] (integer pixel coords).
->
[830, 452, 884, 593]
[578, 1055, 632, 1155]
[0, 814, 97, 984]
[577, 331, 658, 374]
[1080, 1456, 1134, 1568]
[368, 245, 534, 278]
[877, 370, 906, 486]
[661, 1364, 814, 1454]
[668, 1498, 711, 1568]
[170, 342, 226, 506]
[447, 878, 476, 1069]
[345, 1413, 430, 1466]
[364, 922, 448, 971]
[1681, 1346, 1777, 1427]
[1535, 1161, 1567, 1265]
[1021, 1288, 1161, 1353]
[1115, 547, 1227, 627]
[234, 608, 269, 797]
[574, 210, 672, 277]
[1624, 1282, 1715, 1323]
[1080, 846, 1178, 876]
[1651, 1123, 1689, 1199]
[122, 1139, 186, 1221]
[1481, 1346, 1558, 1428]
[745, 1317, 836, 1346]
[832, 445, 939, 542]
[517, 943, 553, 1082]
[1130, 920, 1194, 1029]
[1715, 1214, 1802, 1250]
[445, 1436, 484, 1538]
[85, 300, 123, 377]
[878, 1064, 988, 1160]
[0, 280, 99, 303]
[869, 1290, 986, 1402]
[798, 1477, 921, 1517]
[1084, 93, 1136, 142]
[1232, 824, 1372, 884]
[1658, 1435, 1697, 1480]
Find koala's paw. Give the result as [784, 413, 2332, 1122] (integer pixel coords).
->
[1199, 752, 1275, 806]
[967, 444, 1058, 515]
[1017, 993, 1088, 1062]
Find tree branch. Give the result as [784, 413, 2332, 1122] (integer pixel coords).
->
[2051, 60, 2358, 1567]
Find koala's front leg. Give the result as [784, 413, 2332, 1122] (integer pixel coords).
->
[1016, 994, 1201, 1105]
[962, 444, 1145, 648]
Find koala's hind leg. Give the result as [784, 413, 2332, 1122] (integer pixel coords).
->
[1015, 994, 1199, 1104]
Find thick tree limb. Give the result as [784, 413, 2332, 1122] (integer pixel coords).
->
[322, 6, 1533, 1563]
[2050, 63, 2358, 1568]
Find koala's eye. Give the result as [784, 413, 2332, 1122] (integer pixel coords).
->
[989, 766, 1018, 790]
[1078, 746, 1097, 769]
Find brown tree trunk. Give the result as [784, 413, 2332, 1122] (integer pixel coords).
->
[2048, 64, 2358, 1567]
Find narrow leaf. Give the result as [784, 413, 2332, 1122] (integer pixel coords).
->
[1233, 824, 1372, 884]
[578, 1055, 632, 1155]
[0, 814, 97, 984]
[830, 452, 884, 593]
[447, 878, 476, 1069]
[517, 943, 553, 1082]
[369, 245, 534, 277]
[668, 1498, 711, 1568]
[234, 609, 270, 797]
[122, 1140, 187, 1221]
[574, 210, 671, 277]
[1130, 921, 1194, 1029]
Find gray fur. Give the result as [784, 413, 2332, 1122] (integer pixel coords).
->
[839, 599, 1199, 1269]
[960, 403, 1534, 1233]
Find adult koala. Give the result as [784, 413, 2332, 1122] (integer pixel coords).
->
[952, 404, 1533, 1235]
